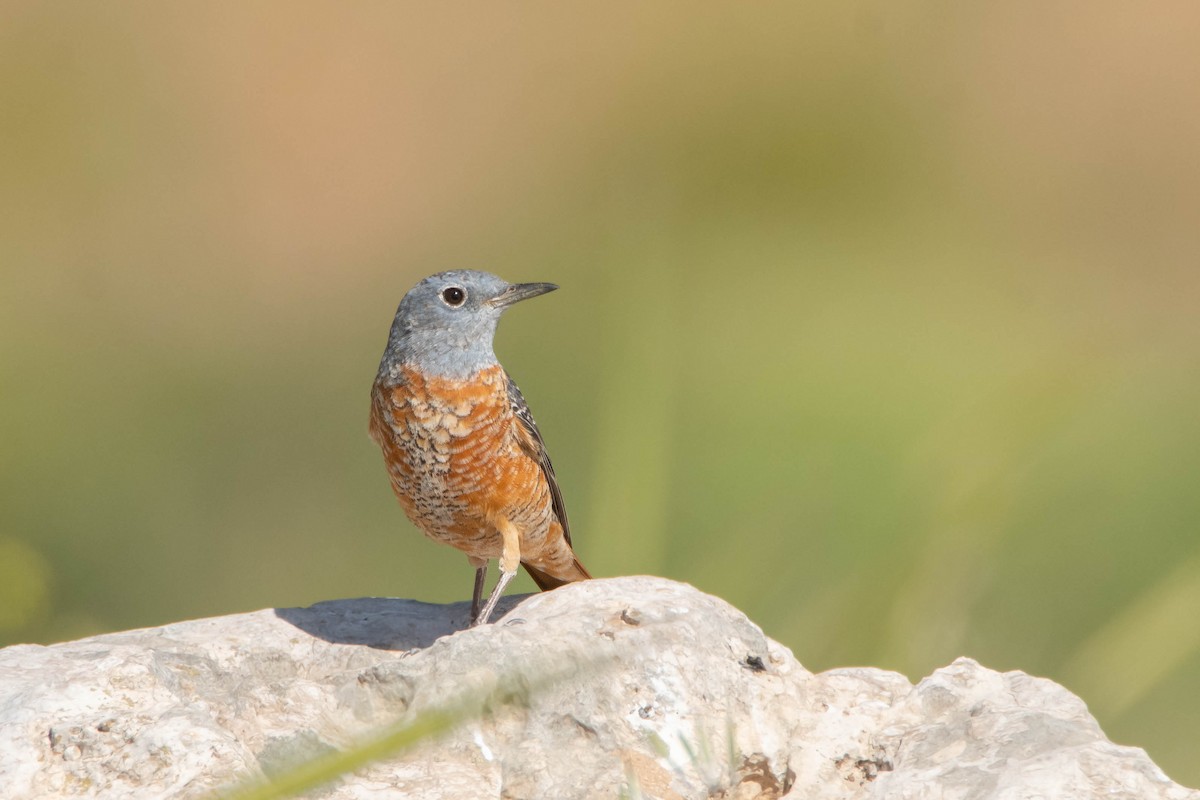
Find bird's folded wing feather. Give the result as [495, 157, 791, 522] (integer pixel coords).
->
[505, 374, 573, 547]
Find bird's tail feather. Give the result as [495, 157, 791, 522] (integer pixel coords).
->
[522, 558, 591, 591]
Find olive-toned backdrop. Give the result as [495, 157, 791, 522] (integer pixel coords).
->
[3, 2, 1198, 786]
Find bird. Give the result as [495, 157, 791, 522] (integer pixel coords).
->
[368, 270, 591, 626]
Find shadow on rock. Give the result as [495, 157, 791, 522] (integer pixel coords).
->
[273, 594, 530, 650]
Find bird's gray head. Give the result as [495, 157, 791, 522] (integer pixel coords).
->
[377, 269, 558, 382]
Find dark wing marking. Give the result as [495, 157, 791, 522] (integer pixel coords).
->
[505, 374, 573, 547]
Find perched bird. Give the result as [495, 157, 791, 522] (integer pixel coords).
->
[368, 270, 590, 625]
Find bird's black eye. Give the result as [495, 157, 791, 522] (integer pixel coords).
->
[441, 286, 466, 307]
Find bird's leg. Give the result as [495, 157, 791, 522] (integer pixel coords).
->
[469, 556, 488, 623]
[474, 517, 521, 626]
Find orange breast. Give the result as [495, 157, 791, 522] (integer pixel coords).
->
[369, 365, 555, 559]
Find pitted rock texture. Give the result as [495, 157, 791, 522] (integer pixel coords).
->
[0, 577, 1194, 799]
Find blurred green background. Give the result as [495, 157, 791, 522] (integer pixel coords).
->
[2, 1, 1198, 785]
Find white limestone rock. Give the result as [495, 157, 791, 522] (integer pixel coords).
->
[0, 576, 1193, 799]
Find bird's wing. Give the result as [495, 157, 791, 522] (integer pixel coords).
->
[505, 374, 573, 547]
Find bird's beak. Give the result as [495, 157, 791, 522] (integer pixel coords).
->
[487, 282, 558, 308]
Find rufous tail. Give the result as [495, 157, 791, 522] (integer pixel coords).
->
[522, 557, 591, 591]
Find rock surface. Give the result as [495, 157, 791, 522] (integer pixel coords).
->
[0, 576, 1194, 799]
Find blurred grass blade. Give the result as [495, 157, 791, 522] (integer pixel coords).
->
[209, 654, 608, 800]
[211, 704, 466, 800]
[1063, 553, 1200, 718]
[585, 260, 680, 578]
